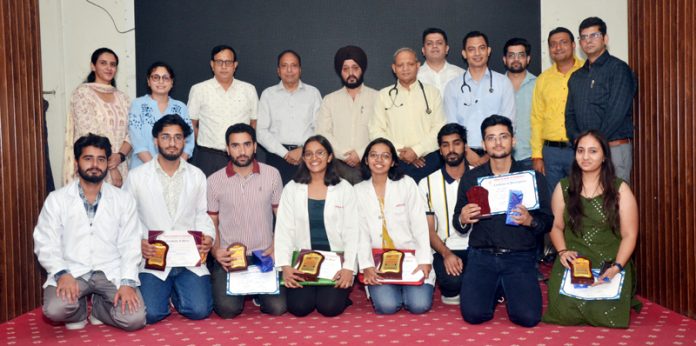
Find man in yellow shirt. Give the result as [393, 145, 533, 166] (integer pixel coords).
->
[530, 27, 584, 193]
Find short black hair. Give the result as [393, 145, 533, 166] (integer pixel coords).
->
[579, 16, 607, 36]
[503, 37, 531, 56]
[293, 135, 342, 186]
[548, 27, 575, 44]
[480, 114, 514, 139]
[225, 123, 256, 145]
[152, 114, 193, 138]
[462, 31, 489, 49]
[277, 49, 302, 67]
[210, 45, 237, 62]
[73, 133, 112, 161]
[437, 123, 467, 146]
[422, 27, 448, 44]
[145, 61, 175, 94]
[360, 138, 405, 181]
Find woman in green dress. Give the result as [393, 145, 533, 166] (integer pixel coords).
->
[543, 130, 641, 328]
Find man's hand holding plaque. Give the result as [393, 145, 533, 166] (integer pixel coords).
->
[145, 230, 202, 270]
[145, 240, 169, 271]
[464, 186, 492, 222]
[294, 250, 325, 282]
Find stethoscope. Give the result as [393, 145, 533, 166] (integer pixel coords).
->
[460, 67, 494, 106]
[386, 80, 432, 114]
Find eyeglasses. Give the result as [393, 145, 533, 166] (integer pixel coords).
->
[159, 134, 185, 142]
[149, 74, 171, 83]
[302, 150, 327, 159]
[214, 59, 235, 67]
[549, 39, 571, 49]
[505, 52, 527, 59]
[579, 32, 603, 42]
[484, 133, 511, 143]
[368, 152, 392, 161]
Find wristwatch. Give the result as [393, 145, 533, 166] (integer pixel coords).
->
[54, 269, 70, 281]
[118, 152, 126, 163]
[613, 262, 625, 271]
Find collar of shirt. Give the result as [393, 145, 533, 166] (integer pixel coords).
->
[274, 80, 305, 93]
[225, 159, 261, 177]
[481, 158, 524, 176]
[396, 79, 419, 91]
[551, 57, 584, 77]
[440, 166, 457, 184]
[464, 67, 492, 84]
[504, 70, 537, 89]
[154, 156, 187, 177]
[212, 77, 238, 92]
[584, 50, 610, 69]
[78, 182, 102, 217]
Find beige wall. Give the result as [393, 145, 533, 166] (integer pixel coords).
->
[40, 0, 628, 187]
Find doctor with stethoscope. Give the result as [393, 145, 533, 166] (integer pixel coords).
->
[443, 31, 516, 167]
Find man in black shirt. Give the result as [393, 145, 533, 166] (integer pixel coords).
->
[452, 115, 552, 327]
[565, 17, 636, 182]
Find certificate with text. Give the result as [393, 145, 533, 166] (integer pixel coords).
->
[152, 230, 201, 268]
[477, 170, 539, 215]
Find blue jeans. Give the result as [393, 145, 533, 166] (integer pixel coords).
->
[541, 145, 574, 193]
[139, 268, 213, 324]
[367, 283, 434, 315]
[460, 248, 541, 327]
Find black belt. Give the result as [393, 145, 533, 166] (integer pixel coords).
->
[470, 147, 486, 156]
[543, 140, 572, 148]
[196, 145, 227, 155]
[477, 247, 516, 255]
[282, 144, 301, 151]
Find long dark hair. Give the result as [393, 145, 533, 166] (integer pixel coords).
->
[566, 130, 620, 235]
[292, 135, 341, 186]
[86, 48, 119, 87]
[360, 138, 404, 181]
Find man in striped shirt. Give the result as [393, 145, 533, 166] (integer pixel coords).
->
[207, 123, 286, 318]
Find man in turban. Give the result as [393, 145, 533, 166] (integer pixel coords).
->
[316, 45, 378, 184]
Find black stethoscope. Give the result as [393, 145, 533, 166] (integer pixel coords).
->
[460, 67, 494, 106]
[386, 80, 432, 114]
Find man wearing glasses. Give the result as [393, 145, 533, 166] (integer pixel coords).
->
[188, 45, 259, 177]
[503, 37, 536, 170]
[565, 17, 637, 182]
[530, 27, 584, 194]
[124, 114, 215, 325]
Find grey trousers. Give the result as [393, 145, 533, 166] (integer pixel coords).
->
[43, 271, 146, 331]
[610, 142, 633, 184]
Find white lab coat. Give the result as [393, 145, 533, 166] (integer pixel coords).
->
[355, 176, 435, 284]
[274, 179, 359, 272]
[33, 180, 142, 288]
[123, 159, 215, 280]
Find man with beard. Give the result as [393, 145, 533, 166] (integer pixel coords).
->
[34, 134, 145, 331]
[417, 123, 470, 305]
[206, 123, 286, 318]
[443, 31, 516, 167]
[453, 115, 552, 327]
[316, 45, 378, 184]
[418, 28, 465, 95]
[503, 38, 536, 169]
[123, 114, 215, 324]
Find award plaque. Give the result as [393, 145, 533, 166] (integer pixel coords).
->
[188, 230, 206, 266]
[570, 257, 595, 285]
[466, 186, 492, 218]
[295, 250, 325, 281]
[377, 249, 405, 279]
[227, 243, 248, 272]
[145, 240, 169, 271]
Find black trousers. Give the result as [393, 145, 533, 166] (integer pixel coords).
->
[286, 285, 352, 317]
[432, 249, 468, 297]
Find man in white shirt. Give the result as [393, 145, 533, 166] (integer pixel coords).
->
[257, 49, 322, 184]
[418, 123, 470, 305]
[370, 48, 446, 183]
[418, 28, 465, 95]
[123, 115, 215, 324]
[188, 45, 259, 177]
[316, 45, 378, 184]
[443, 31, 516, 167]
[34, 134, 145, 331]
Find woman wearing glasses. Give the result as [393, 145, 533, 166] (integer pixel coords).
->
[128, 61, 194, 169]
[63, 47, 131, 186]
[355, 138, 434, 315]
[274, 135, 359, 317]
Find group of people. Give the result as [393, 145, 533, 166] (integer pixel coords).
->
[35, 16, 641, 332]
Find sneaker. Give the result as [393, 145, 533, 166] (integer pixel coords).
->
[441, 295, 460, 305]
[88, 313, 103, 326]
[65, 319, 87, 330]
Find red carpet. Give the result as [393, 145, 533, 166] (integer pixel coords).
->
[2, 274, 696, 345]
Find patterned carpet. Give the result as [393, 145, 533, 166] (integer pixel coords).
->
[2, 272, 696, 345]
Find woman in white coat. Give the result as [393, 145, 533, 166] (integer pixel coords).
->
[274, 135, 358, 317]
[356, 138, 434, 315]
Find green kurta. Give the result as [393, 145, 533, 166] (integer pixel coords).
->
[542, 178, 642, 328]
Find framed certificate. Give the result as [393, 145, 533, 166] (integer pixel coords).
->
[147, 230, 202, 268]
[477, 170, 539, 215]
